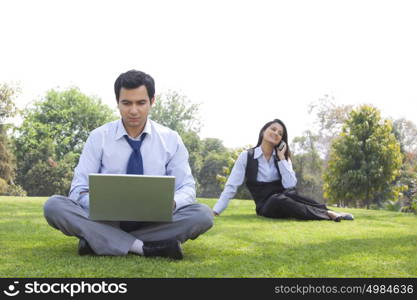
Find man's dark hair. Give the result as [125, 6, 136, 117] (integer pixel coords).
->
[114, 70, 155, 102]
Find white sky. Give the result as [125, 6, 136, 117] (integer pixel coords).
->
[1, 0, 417, 148]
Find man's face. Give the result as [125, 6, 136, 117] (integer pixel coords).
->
[118, 85, 154, 134]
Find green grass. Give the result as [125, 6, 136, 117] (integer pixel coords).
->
[1, 196, 417, 278]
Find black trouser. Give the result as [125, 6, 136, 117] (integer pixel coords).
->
[258, 192, 331, 220]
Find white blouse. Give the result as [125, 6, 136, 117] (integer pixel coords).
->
[213, 147, 297, 214]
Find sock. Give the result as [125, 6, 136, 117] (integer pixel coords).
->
[129, 239, 144, 255]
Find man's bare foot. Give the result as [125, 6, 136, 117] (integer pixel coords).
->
[327, 211, 342, 222]
[339, 212, 354, 220]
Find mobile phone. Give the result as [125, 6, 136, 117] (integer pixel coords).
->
[277, 141, 286, 151]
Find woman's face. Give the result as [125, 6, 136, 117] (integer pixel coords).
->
[262, 122, 284, 146]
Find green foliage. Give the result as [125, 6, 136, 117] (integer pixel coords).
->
[181, 130, 204, 189]
[22, 153, 77, 196]
[308, 95, 353, 159]
[149, 90, 204, 189]
[399, 171, 417, 214]
[0, 125, 15, 184]
[0, 83, 19, 193]
[216, 148, 242, 189]
[324, 105, 403, 208]
[291, 131, 325, 202]
[216, 146, 252, 200]
[14, 87, 117, 196]
[4, 184, 27, 196]
[201, 138, 226, 157]
[16, 87, 117, 158]
[306, 97, 417, 212]
[392, 118, 417, 154]
[286, 96, 354, 204]
[197, 138, 235, 198]
[150, 90, 201, 134]
[391, 119, 417, 213]
[198, 150, 229, 198]
[410, 201, 417, 214]
[384, 200, 402, 212]
[0, 82, 19, 123]
[0, 178, 7, 194]
[309, 95, 353, 137]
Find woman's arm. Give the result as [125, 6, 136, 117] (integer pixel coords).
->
[212, 151, 247, 215]
[278, 158, 297, 188]
[276, 143, 297, 188]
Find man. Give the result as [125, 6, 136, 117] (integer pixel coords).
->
[44, 70, 213, 260]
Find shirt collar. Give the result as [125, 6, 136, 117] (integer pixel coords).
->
[254, 146, 277, 160]
[115, 118, 153, 140]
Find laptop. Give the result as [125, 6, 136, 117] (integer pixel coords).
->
[88, 174, 175, 222]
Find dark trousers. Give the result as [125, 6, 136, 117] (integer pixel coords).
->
[258, 192, 331, 220]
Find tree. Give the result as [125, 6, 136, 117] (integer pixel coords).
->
[395, 169, 417, 213]
[276, 96, 352, 203]
[0, 82, 19, 123]
[150, 90, 201, 134]
[391, 118, 417, 211]
[291, 131, 325, 202]
[16, 88, 116, 159]
[181, 130, 204, 189]
[195, 138, 230, 197]
[308, 95, 353, 159]
[0, 178, 7, 194]
[149, 90, 204, 189]
[201, 138, 226, 157]
[0, 126, 15, 184]
[392, 118, 417, 154]
[323, 105, 403, 208]
[14, 87, 117, 196]
[216, 146, 252, 200]
[198, 152, 229, 198]
[0, 83, 21, 195]
[187, 137, 232, 198]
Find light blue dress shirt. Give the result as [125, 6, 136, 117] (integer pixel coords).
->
[69, 118, 196, 212]
[213, 146, 297, 214]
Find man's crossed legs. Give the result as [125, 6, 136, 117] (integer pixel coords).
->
[44, 195, 214, 259]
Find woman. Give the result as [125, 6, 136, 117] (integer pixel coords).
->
[212, 119, 354, 222]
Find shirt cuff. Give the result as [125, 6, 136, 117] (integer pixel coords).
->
[78, 193, 90, 211]
[173, 191, 195, 212]
[212, 203, 223, 215]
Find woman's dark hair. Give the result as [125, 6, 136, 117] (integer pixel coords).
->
[114, 70, 155, 102]
[255, 119, 291, 160]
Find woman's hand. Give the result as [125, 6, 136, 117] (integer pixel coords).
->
[212, 210, 219, 216]
[277, 143, 287, 161]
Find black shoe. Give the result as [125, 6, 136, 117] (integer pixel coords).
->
[142, 239, 183, 260]
[78, 238, 96, 256]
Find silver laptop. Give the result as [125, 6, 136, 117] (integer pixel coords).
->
[88, 174, 175, 222]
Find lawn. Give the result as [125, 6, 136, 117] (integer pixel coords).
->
[1, 196, 416, 278]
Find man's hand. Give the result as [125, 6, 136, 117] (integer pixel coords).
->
[213, 210, 219, 216]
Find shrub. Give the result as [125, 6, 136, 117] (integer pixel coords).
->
[5, 184, 27, 197]
[0, 178, 8, 194]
